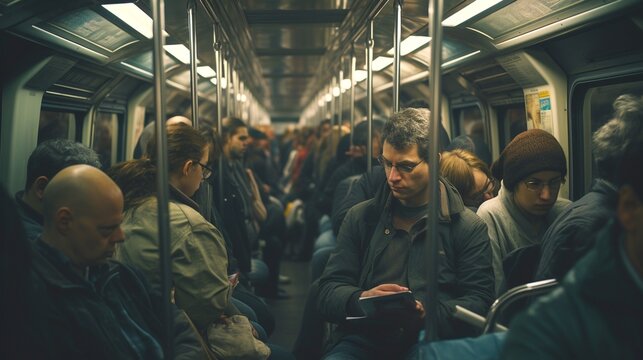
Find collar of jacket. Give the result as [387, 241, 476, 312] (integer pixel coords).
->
[590, 178, 618, 206]
[365, 176, 465, 226]
[15, 190, 43, 226]
[31, 239, 112, 291]
[169, 184, 200, 213]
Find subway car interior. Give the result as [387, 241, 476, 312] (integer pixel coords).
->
[1, 0, 642, 359]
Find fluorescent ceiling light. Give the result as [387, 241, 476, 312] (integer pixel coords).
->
[372, 56, 393, 71]
[241, 94, 247, 102]
[197, 66, 216, 78]
[387, 36, 431, 56]
[165, 44, 196, 65]
[318, 98, 325, 106]
[341, 78, 352, 90]
[442, 0, 502, 27]
[102, 3, 154, 39]
[325, 93, 332, 102]
[354, 70, 367, 82]
[442, 50, 481, 67]
[332, 86, 341, 97]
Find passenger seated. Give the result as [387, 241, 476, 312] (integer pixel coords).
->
[110, 124, 235, 331]
[14, 139, 101, 240]
[31, 164, 204, 358]
[502, 142, 643, 360]
[317, 108, 494, 359]
[535, 94, 643, 280]
[477, 129, 571, 295]
[440, 149, 496, 211]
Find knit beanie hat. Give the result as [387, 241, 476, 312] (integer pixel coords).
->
[491, 129, 566, 190]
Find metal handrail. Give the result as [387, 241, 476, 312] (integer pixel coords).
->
[483, 279, 559, 334]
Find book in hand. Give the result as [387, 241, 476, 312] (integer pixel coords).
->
[346, 291, 416, 321]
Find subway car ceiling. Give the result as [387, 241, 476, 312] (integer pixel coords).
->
[1, 0, 641, 124]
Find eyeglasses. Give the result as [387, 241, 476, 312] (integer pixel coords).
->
[197, 162, 213, 179]
[523, 177, 563, 193]
[377, 155, 425, 174]
[466, 177, 497, 207]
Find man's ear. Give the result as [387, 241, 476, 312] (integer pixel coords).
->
[182, 160, 193, 176]
[55, 207, 73, 235]
[33, 176, 49, 200]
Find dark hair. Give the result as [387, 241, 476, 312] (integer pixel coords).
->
[353, 119, 384, 148]
[109, 124, 209, 210]
[382, 108, 432, 160]
[221, 117, 247, 144]
[24, 139, 101, 191]
[593, 94, 643, 183]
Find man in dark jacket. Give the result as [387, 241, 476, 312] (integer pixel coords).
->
[502, 142, 643, 360]
[15, 139, 102, 241]
[33, 164, 204, 359]
[535, 93, 643, 280]
[317, 108, 495, 359]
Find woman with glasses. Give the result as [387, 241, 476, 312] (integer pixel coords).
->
[106, 123, 237, 332]
[477, 129, 571, 296]
[440, 149, 497, 211]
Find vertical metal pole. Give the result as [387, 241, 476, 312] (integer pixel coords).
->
[331, 77, 337, 127]
[151, 0, 172, 357]
[338, 66, 344, 131]
[366, 20, 374, 173]
[226, 50, 232, 118]
[214, 24, 224, 210]
[425, 0, 444, 343]
[187, 0, 199, 129]
[234, 68, 240, 117]
[393, 0, 402, 113]
[350, 45, 356, 147]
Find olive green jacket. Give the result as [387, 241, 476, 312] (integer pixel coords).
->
[117, 192, 235, 331]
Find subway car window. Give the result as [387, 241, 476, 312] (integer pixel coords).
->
[37, 110, 76, 144]
[584, 80, 643, 181]
[92, 112, 119, 169]
[454, 104, 489, 144]
[497, 104, 527, 153]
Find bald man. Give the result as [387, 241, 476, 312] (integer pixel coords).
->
[31, 165, 205, 359]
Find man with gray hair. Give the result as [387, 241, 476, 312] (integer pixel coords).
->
[15, 138, 102, 240]
[535, 93, 643, 280]
[317, 108, 494, 359]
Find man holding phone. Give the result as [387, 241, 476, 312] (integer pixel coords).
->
[317, 108, 495, 359]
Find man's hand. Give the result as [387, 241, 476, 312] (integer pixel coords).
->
[360, 283, 409, 298]
[415, 300, 425, 319]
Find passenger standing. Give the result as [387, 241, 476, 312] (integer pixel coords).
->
[502, 143, 643, 360]
[317, 108, 494, 359]
[32, 164, 204, 359]
[14, 139, 101, 241]
[535, 94, 643, 280]
[477, 129, 571, 295]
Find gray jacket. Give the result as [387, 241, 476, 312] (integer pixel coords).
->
[317, 179, 495, 340]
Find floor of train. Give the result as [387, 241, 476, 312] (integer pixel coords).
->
[265, 260, 311, 350]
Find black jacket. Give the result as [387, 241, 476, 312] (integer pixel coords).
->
[31, 240, 204, 359]
[535, 179, 618, 280]
[317, 179, 495, 342]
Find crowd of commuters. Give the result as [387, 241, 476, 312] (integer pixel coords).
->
[2, 94, 642, 360]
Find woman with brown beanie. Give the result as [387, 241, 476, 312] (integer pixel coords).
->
[477, 129, 571, 296]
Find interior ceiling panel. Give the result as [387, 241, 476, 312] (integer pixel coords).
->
[240, 0, 352, 116]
